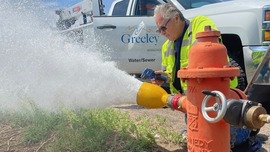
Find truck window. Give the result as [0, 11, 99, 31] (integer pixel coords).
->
[111, 0, 129, 16]
[135, 0, 162, 16]
[98, 0, 106, 15]
[177, 0, 233, 9]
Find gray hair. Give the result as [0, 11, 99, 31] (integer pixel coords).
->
[154, 3, 185, 21]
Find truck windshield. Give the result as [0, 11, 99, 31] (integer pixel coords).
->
[177, 0, 233, 9]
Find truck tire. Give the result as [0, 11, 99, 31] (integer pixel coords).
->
[229, 58, 247, 91]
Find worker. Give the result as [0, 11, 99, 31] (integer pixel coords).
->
[81, 12, 87, 24]
[151, 3, 260, 151]
[251, 50, 270, 83]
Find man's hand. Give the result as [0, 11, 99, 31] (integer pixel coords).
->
[150, 70, 170, 86]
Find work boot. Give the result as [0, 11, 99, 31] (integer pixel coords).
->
[231, 139, 250, 152]
[248, 136, 262, 152]
[231, 137, 262, 152]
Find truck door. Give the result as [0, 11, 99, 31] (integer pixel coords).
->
[87, 0, 167, 75]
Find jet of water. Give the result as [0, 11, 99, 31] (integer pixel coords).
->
[0, 0, 142, 111]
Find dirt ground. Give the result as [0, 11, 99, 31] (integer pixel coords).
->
[114, 104, 270, 152]
[0, 104, 269, 152]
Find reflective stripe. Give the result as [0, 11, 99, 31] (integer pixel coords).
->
[162, 40, 175, 73]
[161, 65, 166, 71]
[164, 41, 175, 57]
[181, 21, 192, 47]
[192, 39, 198, 45]
[182, 39, 189, 46]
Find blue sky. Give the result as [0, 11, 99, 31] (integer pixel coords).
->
[46, 0, 113, 13]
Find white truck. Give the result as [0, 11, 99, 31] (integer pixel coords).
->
[56, 0, 270, 110]
[55, 0, 93, 30]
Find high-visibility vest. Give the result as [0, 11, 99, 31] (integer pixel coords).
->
[161, 15, 238, 94]
[252, 51, 265, 65]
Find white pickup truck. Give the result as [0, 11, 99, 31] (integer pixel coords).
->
[56, 0, 270, 109]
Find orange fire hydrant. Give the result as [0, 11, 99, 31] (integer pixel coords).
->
[176, 26, 240, 151]
[136, 26, 270, 152]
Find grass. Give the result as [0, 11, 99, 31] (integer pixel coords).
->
[0, 100, 183, 152]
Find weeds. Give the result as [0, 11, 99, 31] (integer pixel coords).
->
[0, 101, 182, 152]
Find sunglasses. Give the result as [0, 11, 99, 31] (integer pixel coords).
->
[156, 18, 171, 33]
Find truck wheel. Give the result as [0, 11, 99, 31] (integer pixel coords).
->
[229, 58, 247, 91]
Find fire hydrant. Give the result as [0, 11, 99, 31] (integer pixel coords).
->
[136, 26, 270, 151]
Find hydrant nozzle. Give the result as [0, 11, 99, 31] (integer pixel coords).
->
[137, 82, 170, 108]
[245, 105, 269, 129]
[259, 114, 270, 123]
[136, 82, 186, 110]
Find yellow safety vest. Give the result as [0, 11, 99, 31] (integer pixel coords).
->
[252, 51, 265, 65]
[161, 15, 238, 94]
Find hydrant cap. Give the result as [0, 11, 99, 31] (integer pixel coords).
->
[196, 25, 221, 39]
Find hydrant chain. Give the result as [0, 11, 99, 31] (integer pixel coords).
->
[202, 90, 227, 123]
[202, 90, 217, 97]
